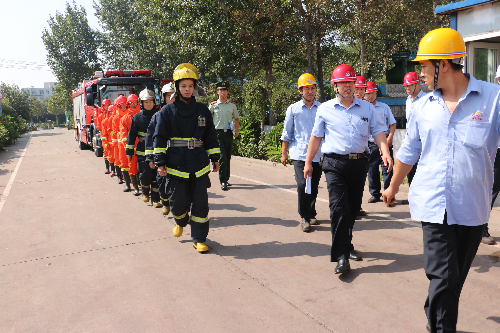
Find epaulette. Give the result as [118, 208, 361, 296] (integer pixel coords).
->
[210, 101, 217, 105]
[230, 101, 236, 105]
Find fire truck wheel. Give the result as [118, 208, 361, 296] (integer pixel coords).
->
[78, 131, 88, 150]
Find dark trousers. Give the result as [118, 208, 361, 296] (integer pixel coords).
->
[407, 160, 418, 186]
[368, 144, 393, 198]
[157, 174, 169, 206]
[217, 130, 233, 183]
[323, 155, 368, 261]
[137, 158, 160, 202]
[167, 175, 210, 243]
[293, 160, 322, 220]
[422, 216, 484, 333]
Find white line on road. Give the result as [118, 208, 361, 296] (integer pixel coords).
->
[231, 173, 420, 227]
[0, 133, 32, 215]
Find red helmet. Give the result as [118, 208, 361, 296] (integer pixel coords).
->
[127, 94, 139, 104]
[101, 99, 111, 107]
[114, 95, 127, 106]
[366, 81, 378, 93]
[331, 64, 357, 83]
[403, 72, 420, 86]
[355, 76, 367, 87]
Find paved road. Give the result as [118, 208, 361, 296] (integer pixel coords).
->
[1, 128, 499, 333]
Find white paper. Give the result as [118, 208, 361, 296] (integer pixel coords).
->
[305, 175, 311, 194]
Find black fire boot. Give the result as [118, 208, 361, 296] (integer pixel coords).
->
[131, 174, 140, 196]
[122, 171, 131, 192]
[110, 163, 116, 177]
[116, 168, 123, 184]
[104, 160, 110, 174]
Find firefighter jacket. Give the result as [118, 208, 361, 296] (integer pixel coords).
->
[120, 106, 141, 153]
[126, 105, 160, 158]
[153, 98, 220, 179]
[145, 111, 161, 163]
[100, 114, 109, 157]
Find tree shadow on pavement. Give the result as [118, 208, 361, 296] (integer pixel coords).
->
[227, 183, 298, 190]
[210, 216, 301, 229]
[31, 132, 64, 137]
[208, 192, 225, 199]
[353, 218, 417, 231]
[208, 240, 330, 260]
[209, 203, 256, 212]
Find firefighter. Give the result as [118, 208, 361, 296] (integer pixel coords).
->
[99, 99, 112, 173]
[106, 104, 117, 176]
[112, 96, 128, 184]
[146, 83, 175, 215]
[119, 94, 141, 193]
[154, 63, 220, 253]
[127, 89, 162, 207]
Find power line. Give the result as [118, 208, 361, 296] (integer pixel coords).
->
[0, 59, 52, 71]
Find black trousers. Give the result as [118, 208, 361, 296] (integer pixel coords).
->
[167, 174, 210, 243]
[293, 160, 322, 221]
[323, 155, 368, 261]
[422, 216, 484, 333]
[368, 144, 393, 198]
[407, 160, 418, 186]
[216, 130, 233, 183]
[157, 174, 169, 206]
[486, 149, 500, 235]
[137, 158, 160, 202]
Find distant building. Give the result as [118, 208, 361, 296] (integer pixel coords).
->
[436, 0, 500, 83]
[22, 82, 56, 101]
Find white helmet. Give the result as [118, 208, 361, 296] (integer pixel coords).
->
[139, 88, 155, 101]
[496, 65, 500, 79]
[162, 82, 174, 93]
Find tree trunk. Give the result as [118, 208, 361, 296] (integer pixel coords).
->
[359, 34, 367, 78]
[264, 58, 276, 126]
[316, 36, 325, 102]
[306, 16, 314, 74]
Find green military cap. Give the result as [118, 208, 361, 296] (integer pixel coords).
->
[216, 81, 230, 90]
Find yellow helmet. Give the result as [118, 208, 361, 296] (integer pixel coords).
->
[173, 63, 199, 82]
[413, 28, 466, 62]
[297, 73, 317, 89]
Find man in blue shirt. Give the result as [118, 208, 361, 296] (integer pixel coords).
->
[383, 28, 500, 333]
[304, 64, 392, 274]
[281, 73, 322, 232]
[364, 81, 396, 203]
[402, 72, 427, 195]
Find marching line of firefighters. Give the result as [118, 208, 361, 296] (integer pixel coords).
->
[89, 27, 500, 333]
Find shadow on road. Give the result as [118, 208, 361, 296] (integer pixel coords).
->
[209, 203, 256, 212]
[227, 183, 298, 190]
[210, 216, 300, 229]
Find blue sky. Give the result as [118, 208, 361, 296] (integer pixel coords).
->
[0, 0, 100, 88]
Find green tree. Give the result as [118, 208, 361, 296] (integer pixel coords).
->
[47, 85, 71, 125]
[30, 98, 46, 122]
[42, 1, 102, 93]
[0, 83, 32, 120]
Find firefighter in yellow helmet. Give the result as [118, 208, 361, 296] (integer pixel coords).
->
[383, 28, 500, 333]
[153, 63, 220, 253]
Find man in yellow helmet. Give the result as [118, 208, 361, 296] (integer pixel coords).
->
[153, 63, 220, 253]
[383, 28, 500, 333]
[281, 73, 322, 232]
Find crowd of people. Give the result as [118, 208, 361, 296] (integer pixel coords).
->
[90, 28, 498, 333]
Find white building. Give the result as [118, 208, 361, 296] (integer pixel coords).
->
[436, 0, 500, 83]
[22, 82, 56, 101]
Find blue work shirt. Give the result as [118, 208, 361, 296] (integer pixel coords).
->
[281, 99, 322, 162]
[311, 97, 386, 155]
[405, 90, 427, 122]
[397, 75, 500, 226]
[368, 101, 396, 142]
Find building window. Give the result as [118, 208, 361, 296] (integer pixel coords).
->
[32, 91, 36, 95]
[40, 90, 44, 95]
[47, 90, 50, 95]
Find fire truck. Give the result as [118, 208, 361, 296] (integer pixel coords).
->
[72, 70, 161, 156]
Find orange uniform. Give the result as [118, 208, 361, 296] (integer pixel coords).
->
[113, 96, 128, 169]
[120, 102, 141, 175]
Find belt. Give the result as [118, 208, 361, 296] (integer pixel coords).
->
[169, 138, 203, 149]
[325, 153, 367, 160]
[216, 129, 232, 132]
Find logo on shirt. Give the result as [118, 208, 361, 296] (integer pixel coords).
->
[360, 115, 368, 122]
[471, 111, 483, 121]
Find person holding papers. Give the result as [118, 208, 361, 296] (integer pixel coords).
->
[281, 73, 322, 232]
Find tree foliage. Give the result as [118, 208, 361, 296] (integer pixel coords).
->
[47, 84, 72, 125]
[42, 1, 102, 93]
[0, 83, 32, 121]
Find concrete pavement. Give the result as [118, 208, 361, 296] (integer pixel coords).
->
[0, 128, 499, 332]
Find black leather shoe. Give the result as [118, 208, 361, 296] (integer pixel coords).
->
[335, 259, 351, 274]
[368, 196, 380, 203]
[401, 199, 409, 205]
[350, 249, 363, 261]
[221, 182, 228, 191]
[358, 208, 367, 216]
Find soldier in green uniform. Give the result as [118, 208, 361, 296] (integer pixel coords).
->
[209, 81, 240, 191]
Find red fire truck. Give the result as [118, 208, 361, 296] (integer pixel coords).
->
[72, 70, 161, 156]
